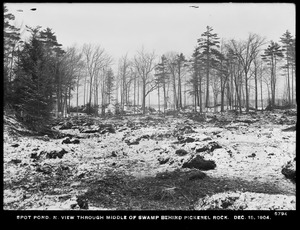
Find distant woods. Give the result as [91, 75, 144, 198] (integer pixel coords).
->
[4, 6, 296, 130]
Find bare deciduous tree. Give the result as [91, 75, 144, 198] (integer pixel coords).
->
[229, 34, 265, 112]
[82, 43, 110, 115]
[134, 47, 157, 114]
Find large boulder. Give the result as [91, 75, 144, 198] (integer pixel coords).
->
[182, 155, 216, 170]
[281, 159, 296, 183]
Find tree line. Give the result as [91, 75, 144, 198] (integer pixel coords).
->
[4, 6, 296, 131]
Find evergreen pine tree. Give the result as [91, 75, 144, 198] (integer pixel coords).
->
[197, 26, 220, 108]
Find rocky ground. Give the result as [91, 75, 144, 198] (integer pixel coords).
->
[3, 109, 296, 210]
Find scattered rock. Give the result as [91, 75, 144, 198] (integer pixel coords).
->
[195, 191, 296, 210]
[282, 160, 296, 183]
[76, 196, 89, 209]
[182, 155, 216, 170]
[248, 153, 256, 158]
[72, 139, 80, 144]
[183, 136, 196, 143]
[99, 124, 116, 134]
[284, 109, 297, 116]
[188, 113, 207, 122]
[158, 156, 170, 164]
[111, 151, 117, 157]
[136, 134, 150, 142]
[236, 119, 258, 124]
[82, 121, 94, 126]
[196, 141, 222, 153]
[62, 137, 80, 144]
[196, 146, 210, 153]
[282, 126, 296, 132]
[80, 126, 99, 133]
[174, 136, 196, 144]
[80, 124, 116, 134]
[41, 135, 50, 141]
[77, 172, 85, 179]
[36, 165, 52, 174]
[30, 152, 44, 160]
[126, 140, 140, 146]
[202, 137, 212, 141]
[59, 121, 73, 130]
[209, 141, 222, 151]
[62, 137, 71, 144]
[70, 182, 81, 187]
[175, 149, 188, 156]
[10, 159, 22, 164]
[178, 125, 196, 134]
[46, 149, 68, 159]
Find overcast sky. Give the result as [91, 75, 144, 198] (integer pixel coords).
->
[6, 3, 296, 62]
[5, 3, 295, 106]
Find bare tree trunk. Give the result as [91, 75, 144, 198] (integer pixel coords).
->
[142, 80, 146, 114]
[195, 83, 198, 112]
[137, 78, 139, 107]
[271, 58, 276, 107]
[244, 71, 249, 112]
[68, 86, 71, 115]
[115, 79, 119, 104]
[76, 78, 79, 117]
[234, 71, 242, 114]
[199, 71, 202, 113]
[101, 77, 105, 116]
[184, 74, 187, 108]
[291, 65, 294, 104]
[205, 53, 210, 107]
[96, 82, 99, 116]
[287, 61, 291, 104]
[56, 76, 60, 117]
[254, 64, 258, 112]
[148, 86, 150, 108]
[178, 67, 182, 109]
[172, 71, 177, 110]
[157, 82, 160, 112]
[163, 80, 166, 114]
[134, 75, 136, 114]
[260, 72, 263, 112]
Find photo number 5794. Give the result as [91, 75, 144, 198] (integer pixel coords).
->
[274, 212, 288, 216]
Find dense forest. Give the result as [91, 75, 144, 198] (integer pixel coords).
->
[4, 5, 296, 128]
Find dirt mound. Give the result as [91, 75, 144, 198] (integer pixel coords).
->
[194, 191, 295, 210]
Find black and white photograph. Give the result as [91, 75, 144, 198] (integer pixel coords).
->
[3, 2, 296, 222]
